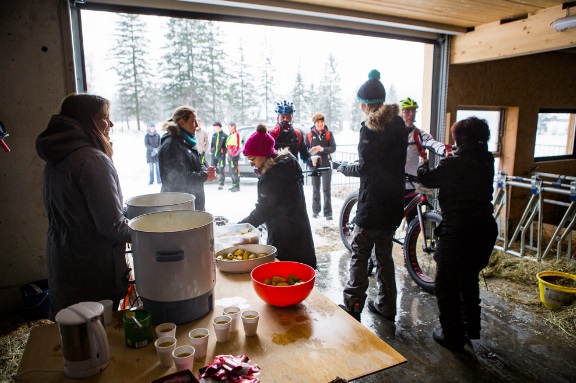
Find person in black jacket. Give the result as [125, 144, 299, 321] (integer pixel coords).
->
[158, 106, 216, 211]
[145, 122, 161, 184]
[306, 112, 337, 220]
[238, 124, 316, 269]
[270, 100, 309, 162]
[210, 121, 228, 190]
[337, 70, 407, 322]
[418, 116, 497, 351]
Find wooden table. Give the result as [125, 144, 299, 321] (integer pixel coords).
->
[17, 269, 406, 383]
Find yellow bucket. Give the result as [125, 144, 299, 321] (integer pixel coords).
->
[536, 271, 576, 310]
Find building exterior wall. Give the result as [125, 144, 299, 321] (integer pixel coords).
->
[0, 0, 71, 312]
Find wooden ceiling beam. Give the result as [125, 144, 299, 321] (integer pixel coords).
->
[451, 5, 576, 64]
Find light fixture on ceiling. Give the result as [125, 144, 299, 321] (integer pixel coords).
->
[551, 7, 576, 31]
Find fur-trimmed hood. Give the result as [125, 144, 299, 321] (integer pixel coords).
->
[364, 103, 401, 132]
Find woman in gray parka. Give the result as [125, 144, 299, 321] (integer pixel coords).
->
[36, 93, 131, 320]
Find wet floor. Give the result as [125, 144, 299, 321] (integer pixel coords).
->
[315, 247, 576, 383]
[129, 169, 576, 383]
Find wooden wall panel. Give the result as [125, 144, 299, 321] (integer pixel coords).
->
[451, 5, 576, 64]
[447, 51, 576, 224]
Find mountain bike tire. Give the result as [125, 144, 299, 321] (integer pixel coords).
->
[339, 190, 358, 253]
[404, 211, 442, 294]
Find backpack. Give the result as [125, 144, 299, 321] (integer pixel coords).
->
[272, 125, 303, 147]
[307, 130, 330, 147]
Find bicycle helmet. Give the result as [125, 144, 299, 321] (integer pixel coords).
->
[275, 100, 295, 115]
[400, 97, 419, 110]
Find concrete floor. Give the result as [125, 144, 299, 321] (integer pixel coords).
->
[314, 247, 576, 383]
[117, 154, 576, 383]
[196, 177, 576, 383]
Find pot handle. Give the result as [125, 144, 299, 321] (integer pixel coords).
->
[156, 250, 184, 262]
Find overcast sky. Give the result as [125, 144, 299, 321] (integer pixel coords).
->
[81, 9, 427, 113]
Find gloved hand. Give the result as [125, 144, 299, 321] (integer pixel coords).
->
[337, 161, 348, 172]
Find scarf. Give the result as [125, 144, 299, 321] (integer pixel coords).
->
[180, 128, 197, 147]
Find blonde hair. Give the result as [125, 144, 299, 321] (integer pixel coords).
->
[258, 147, 290, 174]
[162, 106, 196, 135]
[361, 102, 383, 117]
[312, 112, 325, 123]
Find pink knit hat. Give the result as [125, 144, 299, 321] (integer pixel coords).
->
[243, 124, 276, 157]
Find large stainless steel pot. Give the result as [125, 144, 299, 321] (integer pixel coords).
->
[128, 210, 215, 324]
[124, 192, 195, 219]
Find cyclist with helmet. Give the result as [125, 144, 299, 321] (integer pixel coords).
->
[270, 100, 309, 162]
[401, 97, 451, 221]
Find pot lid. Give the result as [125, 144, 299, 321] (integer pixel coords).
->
[55, 301, 104, 325]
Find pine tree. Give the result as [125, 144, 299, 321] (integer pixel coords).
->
[305, 83, 320, 122]
[317, 53, 343, 131]
[226, 41, 258, 125]
[349, 96, 363, 132]
[159, 18, 207, 113]
[258, 38, 277, 122]
[291, 64, 308, 124]
[387, 83, 399, 104]
[201, 21, 228, 123]
[110, 13, 152, 131]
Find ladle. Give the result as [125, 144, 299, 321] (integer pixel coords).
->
[126, 311, 143, 328]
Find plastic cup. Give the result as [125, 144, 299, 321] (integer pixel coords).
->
[188, 328, 209, 359]
[241, 310, 260, 336]
[172, 345, 195, 371]
[212, 315, 232, 342]
[154, 336, 177, 368]
[223, 306, 241, 332]
[155, 322, 177, 339]
[310, 155, 320, 167]
[98, 299, 113, 325]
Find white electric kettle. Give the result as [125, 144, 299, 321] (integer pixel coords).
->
[55, 301, 110, 378]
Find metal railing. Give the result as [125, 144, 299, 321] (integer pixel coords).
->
[302, 144, 360, 198]
[493, 171, 576, 262]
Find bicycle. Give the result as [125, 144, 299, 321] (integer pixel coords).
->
[338, 174, 442, 293]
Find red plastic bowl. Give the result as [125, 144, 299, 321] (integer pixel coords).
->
[251, 261, 316, 307]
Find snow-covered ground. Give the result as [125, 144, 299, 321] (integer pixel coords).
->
[112, 130, 348, 248]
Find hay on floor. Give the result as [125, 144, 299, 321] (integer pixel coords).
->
[484, 250, 576, 340]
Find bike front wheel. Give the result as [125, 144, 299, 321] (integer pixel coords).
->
[339, 190, 358, 253]
[404, 211, 442, 294]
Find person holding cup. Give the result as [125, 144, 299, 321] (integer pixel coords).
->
[306, 112, 336, 220]
[158, 106, 216, 212]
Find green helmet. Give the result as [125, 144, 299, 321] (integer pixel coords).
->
[400, 97, 419, 110]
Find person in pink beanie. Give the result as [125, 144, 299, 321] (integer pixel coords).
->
[238, 124, 316, 268]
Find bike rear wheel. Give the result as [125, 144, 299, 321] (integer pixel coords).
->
[404, 211, 442, 294]
[339, 190, 358, 253]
